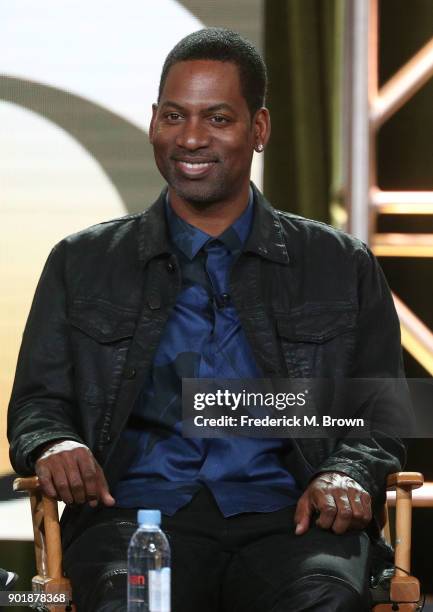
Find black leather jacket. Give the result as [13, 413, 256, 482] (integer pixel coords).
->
[8, 183, 405, 545]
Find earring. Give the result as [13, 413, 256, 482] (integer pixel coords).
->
[256, 143, 264, 152]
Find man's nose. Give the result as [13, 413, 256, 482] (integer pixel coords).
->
[175, 118, 210, 150]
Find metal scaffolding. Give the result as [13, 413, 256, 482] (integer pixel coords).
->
[344, 0, 433, 375]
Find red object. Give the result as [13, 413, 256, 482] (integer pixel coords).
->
[129, 574, 145, 586]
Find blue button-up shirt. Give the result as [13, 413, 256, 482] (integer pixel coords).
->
[114, 191, 301, 515]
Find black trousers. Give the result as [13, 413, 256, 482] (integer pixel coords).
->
[63, 487, 371, 611]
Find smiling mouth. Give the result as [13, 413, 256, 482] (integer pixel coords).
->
[174, 160, 218, 178]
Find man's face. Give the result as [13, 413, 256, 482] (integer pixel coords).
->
[150, 60, 261, 205]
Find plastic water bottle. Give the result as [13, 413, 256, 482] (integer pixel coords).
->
[127, 509, 171, 612]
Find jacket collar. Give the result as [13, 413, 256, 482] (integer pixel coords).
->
[244, 183, 290, 265]
[138, 182, 290, 266]
[138, 187, 171, 265]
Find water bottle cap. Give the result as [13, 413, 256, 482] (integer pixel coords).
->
[137, 509, 161, 526]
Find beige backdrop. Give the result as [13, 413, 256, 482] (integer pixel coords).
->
[0, 0, 263, 474]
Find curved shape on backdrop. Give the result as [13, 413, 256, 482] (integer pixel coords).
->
[0, 75, 162, 214]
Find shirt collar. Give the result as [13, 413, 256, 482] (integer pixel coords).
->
[165, 188, 254, 260]
[137, 183, 290, 267]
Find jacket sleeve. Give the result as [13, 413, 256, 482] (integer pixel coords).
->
[7, 241, 85, 475]
[311, 244, 407, 502]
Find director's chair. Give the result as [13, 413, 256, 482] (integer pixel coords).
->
[13, 472, 432, 611]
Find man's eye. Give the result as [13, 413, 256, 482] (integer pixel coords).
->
[166, 113, 182, 121]
[211, 115, 229, 124]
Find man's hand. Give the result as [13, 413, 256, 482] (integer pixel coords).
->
[35, 440, 115, 508]
[294, 472, 372, 535]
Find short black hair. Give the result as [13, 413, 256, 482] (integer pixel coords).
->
[158, 28, 267, 117]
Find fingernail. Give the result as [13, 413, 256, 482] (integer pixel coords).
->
[295, 524, 303, 535]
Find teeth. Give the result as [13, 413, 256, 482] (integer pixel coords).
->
[182, 162, 212, 168]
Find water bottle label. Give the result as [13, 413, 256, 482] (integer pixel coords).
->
[148, 568, 170, 612]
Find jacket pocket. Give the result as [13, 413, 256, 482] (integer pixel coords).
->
[68, 299, 139, 450]
[275, 305, 357, 377]
[69, 298, 137, 343]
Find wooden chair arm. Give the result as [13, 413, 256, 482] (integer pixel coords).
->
[386, 472, 423, 490]
[13, 475, 73, 611]
[14, 475, 63, 580]
[13, 476, 40, 492]
[370, 472, 426, 610]
[383, 471, 424, 602]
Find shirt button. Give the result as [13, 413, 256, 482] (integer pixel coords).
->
[124, 367, 136, 379]
[167, 262, 175, 273]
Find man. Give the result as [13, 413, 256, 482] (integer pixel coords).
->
[8, 28, 405, 611]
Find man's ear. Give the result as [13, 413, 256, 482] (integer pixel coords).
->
[254, 107, 271, 150]
[149, 103, 158, 144]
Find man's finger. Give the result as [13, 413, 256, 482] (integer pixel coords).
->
[346, 487, 368, 524]
[62, 451, 90, 504]
[35, 462, 58, 499]
[343, 488, 372, 530]
[361, 491, 372, 522]
[348, 492, 365, 521]
[95, 464, 115, 506]
[76, 450, 98, 505]
[294, 494, 311, 535]
[50, 462, 75, 505]
[314, 492, 337, 530]
[331, 493, 353, 534]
